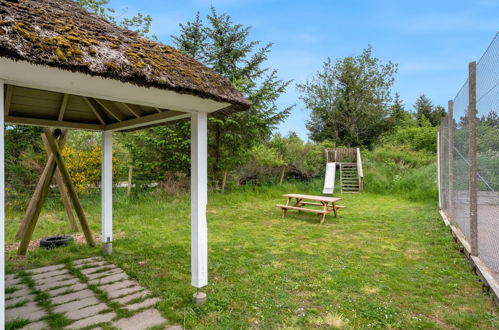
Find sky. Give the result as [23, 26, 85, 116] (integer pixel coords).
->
[110, 0, 498, 140]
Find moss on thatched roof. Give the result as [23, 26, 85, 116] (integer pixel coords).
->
[0, 0, 250, 111]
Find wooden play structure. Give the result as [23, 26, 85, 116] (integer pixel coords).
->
[323, 148, 364, 193]
[15, 128, 94, 255]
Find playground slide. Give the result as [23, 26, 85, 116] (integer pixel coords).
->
[323, 162, 336, 194]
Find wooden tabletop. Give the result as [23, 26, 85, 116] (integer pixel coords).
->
[283, 193, 341, 203]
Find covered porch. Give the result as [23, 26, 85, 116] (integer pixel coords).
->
[0, 0, 250, 326]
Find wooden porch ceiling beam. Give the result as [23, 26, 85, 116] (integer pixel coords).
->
[83, 97, 106, 125]
[121, 103, 141, 118]
[58, 93, 70, 121]
[105, 110, 189, 131]
[94, 99, 125, 122]
[4, 84, 13, 116]
[5, 115, 104, 130]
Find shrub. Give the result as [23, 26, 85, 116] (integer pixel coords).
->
[380, 126, 437, 152]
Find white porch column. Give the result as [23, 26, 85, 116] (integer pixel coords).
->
[191, 111, 208, 303]
[101, 131, 113, 254]
[0, 81, 5, 327]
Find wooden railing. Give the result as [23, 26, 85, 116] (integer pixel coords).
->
[356, 148, 364, 192]
[324, 148, 357, 163]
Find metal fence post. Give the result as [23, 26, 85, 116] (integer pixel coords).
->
[468, 61, 478, 257]
[447, 100, 454, 223]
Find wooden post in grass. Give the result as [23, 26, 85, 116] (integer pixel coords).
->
[17, 129, 69, 254]
[127, 165, 133, 197]
[447, 100, 454, 224]
[42, 133, 78, 232]
[468, 61, 478, 257]
[45, 129, 95, 247]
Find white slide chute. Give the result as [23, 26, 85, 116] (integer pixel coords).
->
[323, 162, 336, 195]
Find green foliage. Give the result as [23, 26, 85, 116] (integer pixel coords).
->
[297, 46, 397, 147]
[74, 0, 155, 38]
[381, 126, 437, 153]
[118, 124, 191, 183]
[171, 8, 292, 183]
[387, 93, 416, 129]
[413, 94, 446, 127]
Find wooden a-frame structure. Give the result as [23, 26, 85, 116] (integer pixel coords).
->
[16, 128, 94, 255]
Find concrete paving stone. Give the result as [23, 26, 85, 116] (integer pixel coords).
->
[85, 268, 122, 280]
[65, 302, 108, 321]
[52, 289, 95, 305]
[6, 287, 32, 299]
[112, 309, 167, 330]
[112, 290, 150, 305]
[107, 285, 143, 299]
[99, 280, 138, 293]
[37, 277, 80, 291]
[48, 283, 87, 297]
[27, 264, 65, 274]
[31, 268, 69, 281]
[19, 320, 49, 330]
[80, 264, 118, 276]
[6, 277, 23, 287]
[73, 257, 104, 265]
[75, 261, 108, 269]
[67, 312, 116, 329]
[53, 296, 101, 314]
[125, 297, 160, 312]
[88, 272, 128, 286]
[6, 302, 46, 322]
[34, 273, 74, 286]
[6, 273, 18, 281]
[166, 326, 183, 330]
[6, 294, 35, 308]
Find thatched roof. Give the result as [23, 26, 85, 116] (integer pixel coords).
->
[0, 0, 250, 112]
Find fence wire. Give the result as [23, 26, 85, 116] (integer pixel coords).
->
[476, 33, 499, 274]
[439, 33, 499, 280]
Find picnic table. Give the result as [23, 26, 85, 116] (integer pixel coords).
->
[276, 193, 344, 224]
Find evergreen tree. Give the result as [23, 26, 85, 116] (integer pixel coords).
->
[413, 94, 446, 127]
[171, 8, 293, 188]
[389, 93, 415, 128]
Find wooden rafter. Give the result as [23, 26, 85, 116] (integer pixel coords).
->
[83, 97, 106, 125]
[121, 103, 140, 118]
[4, 84, 13, 116]
[57, 93, 70, 121]
[105, 110, 189, 131]
[94, 98, 125, 122]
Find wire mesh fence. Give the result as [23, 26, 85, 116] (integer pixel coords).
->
[439, 33, 499, 291]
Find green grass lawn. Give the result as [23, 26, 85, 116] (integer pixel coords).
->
[5, 181, 499, 329]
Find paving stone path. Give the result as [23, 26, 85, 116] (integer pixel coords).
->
[5, 257, 182, 330]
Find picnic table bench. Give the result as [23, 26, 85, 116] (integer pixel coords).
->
[276, 193, 345, 224]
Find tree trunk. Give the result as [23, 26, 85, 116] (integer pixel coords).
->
[221, 169, 228, 193]
[279, 166, 286, 185]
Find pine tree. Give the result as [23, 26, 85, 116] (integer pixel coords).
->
[171, 8, 293, 188]
[414, 94, 434, 126]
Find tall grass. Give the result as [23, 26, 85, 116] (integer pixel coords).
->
[362, 145, 438, 202]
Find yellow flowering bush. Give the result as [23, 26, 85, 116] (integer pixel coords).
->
[62, 145, 103, 193]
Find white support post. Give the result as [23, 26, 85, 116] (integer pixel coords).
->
[101, 131, 113, 254]
[191, 111, 208, 304]
[0, 81, 5, 328]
